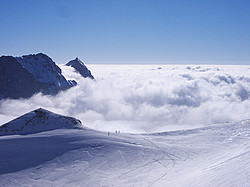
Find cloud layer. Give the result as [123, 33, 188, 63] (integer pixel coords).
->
[0, 64, 249, 133]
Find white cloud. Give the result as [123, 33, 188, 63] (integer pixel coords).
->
[0, 64, 249, 133]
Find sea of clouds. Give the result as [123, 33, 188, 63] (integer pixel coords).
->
[0, 64, 249, 133]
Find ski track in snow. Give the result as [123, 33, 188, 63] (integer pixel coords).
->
[0, 120, 249, 187]
[0, 64, 250, 186]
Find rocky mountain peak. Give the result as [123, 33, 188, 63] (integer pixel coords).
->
[0, 53, 76, 99]
[66, 57, 94, 79]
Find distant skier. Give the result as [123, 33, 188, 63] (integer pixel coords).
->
[108, 132, 110, 136]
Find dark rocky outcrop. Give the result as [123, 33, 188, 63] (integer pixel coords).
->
[66, 57, 94, 79]
[0, 53, 76, 99]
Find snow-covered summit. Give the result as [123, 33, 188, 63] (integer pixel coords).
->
[66, 57, 94, 79]
[0, 108, 83, 136]
[0, 53, 76, 99]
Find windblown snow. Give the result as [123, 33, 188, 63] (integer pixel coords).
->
[0, 109, 249, 186]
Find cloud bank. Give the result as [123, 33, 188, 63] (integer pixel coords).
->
[0, 64, 249, 133]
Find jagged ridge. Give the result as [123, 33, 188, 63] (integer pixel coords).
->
[66, 57, 94, 79]
[0, 53, 76, 99]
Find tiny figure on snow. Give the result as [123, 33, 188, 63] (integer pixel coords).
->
[108, 132, 110, 136]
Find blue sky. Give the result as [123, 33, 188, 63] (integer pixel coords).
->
[0, 0, 249, 64]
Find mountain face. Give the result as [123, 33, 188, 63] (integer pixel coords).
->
[0, 108, 82, 136]
[0, 53, 76, 99]
[66, 57, 94, 79]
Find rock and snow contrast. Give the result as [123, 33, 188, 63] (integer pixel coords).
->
[0, 108, 83, 136]
[0, 64, 249, 186]
[0, 109, 249, 186]
[0, 53, 76, 99]
[66, 57, 94, 79]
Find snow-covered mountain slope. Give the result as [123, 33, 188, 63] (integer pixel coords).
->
[0, 108, 83, 136]
[0, 53, 75, 99]
[66, 57, 94, 79]
[0, 109, 249, 186]
[16, 53, 68, 84]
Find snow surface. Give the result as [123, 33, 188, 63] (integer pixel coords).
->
[15, 53, 68, 86]
[0, 108, 83, 136]
[0, 62, 249, 186]
[0, 109, 249, 186]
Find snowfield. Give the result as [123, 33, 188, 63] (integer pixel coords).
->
[0, 109, 249, 186]
[0, 64, 249, 186]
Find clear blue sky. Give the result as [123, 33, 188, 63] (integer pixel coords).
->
[0, 0, 249, 64]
